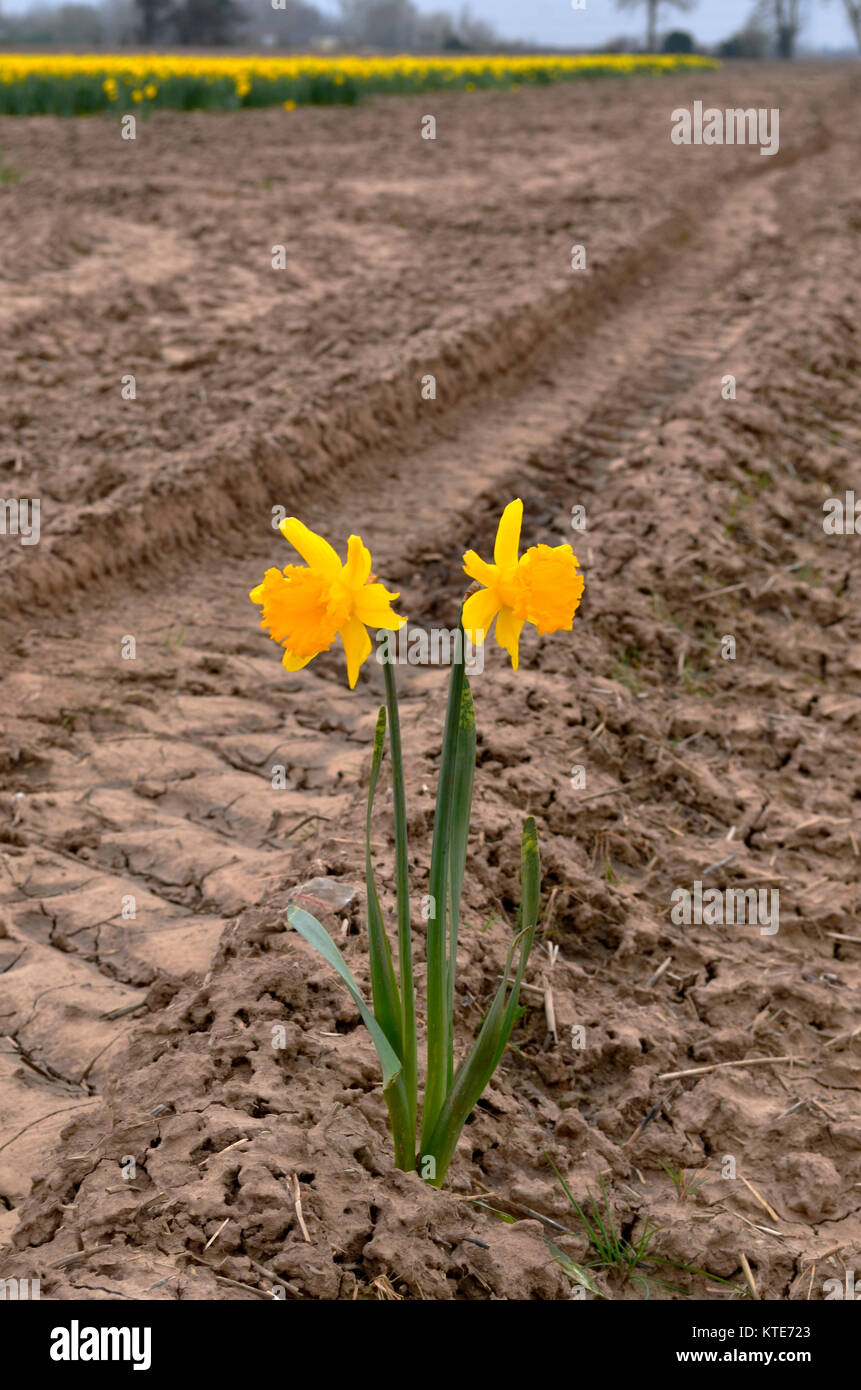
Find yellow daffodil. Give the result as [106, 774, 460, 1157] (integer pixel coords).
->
[462, 498, 584, 671]
[251, 518, 406, 689]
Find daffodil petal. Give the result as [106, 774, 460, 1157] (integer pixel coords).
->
[495, 606, 524, 671]
[249, 568, 283, 605]
[340, 617, 372, 689]
[462, 587, 500, 646]
[281, 648, 315, 672]
[462, 549, 497, 589]
[344, 533, 372, 588]
[279, 518, 342, 578]
[493, 499, 523, 569]
[352, 582, 406, 630]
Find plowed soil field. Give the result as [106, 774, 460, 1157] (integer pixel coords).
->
[1, 63, 860, 1301]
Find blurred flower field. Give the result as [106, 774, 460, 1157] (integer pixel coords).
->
[0, 51, 719, 116]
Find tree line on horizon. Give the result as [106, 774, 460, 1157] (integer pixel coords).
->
[0, 0, 858, 58]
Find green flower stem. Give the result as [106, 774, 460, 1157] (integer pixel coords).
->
[422, 818, 540, 1186]
[446, 678, 475, 1090]
[384, 1075, 417, 1172]
[420, 646, 466, 1155]
[382, 659, 418, 1155]
[363, 708, 414, 1170]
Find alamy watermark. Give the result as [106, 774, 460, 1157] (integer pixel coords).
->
[823, 491, 861, 534]
[0, 1277, 40, 1299]
[824, 1271, 860, 1300]
[671, 102, 779, 157]
[376, 626, 484, 675]
[670, 880, 779, 936]
[0, 497, 40, 545]
[50, 1322, 151, 1370]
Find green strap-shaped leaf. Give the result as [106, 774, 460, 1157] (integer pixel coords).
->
[421, 817, 541, 1185]
[447, 677, 476, 1089]
[382, 660, 417, 1141]
[420, 934, 521, 1184]
[286, 904, 402, 1092]
[489, 815, 540, 1073]
[420, 646, 466, 1150]
[365, 706, 404, 1061]
[546, 1244, 605, 1299]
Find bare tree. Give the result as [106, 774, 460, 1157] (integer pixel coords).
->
[338, 0, 417, 47]
[718, 18, 769, 58]
[337, 0, 497, 51]
[101, 0, 137, 44]
[836, 0, 861, 49]
[455, 2, 498, 49]
[134, 0, 173, 41]
[615, 0, 695, 52]
[244, 0, 329, 47]
[414, 7, 458, 49]
[754, 0, 803, 57]
[172, 0, 246, 43]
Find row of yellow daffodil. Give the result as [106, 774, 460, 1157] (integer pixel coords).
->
[0, 51, 719, 116]
[258, 502, 584, 1184]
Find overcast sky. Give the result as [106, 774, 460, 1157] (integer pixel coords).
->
[1, 0, 856, 48]
[319, 0, 857, 50]
[435, 1, 853, 49]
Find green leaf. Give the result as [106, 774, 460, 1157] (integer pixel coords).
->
[382, 660, 417, 1142]
[487, 817, 540, 1074]
[520, 816, 540, 933]
[286, 904, 402, 1091]
[446, 677, 475, 1087]
[421, 818, 541, 1185]
[544, 1153, 578, 1209]
[474, 1202, 516, 1224]
[364, 706, 404, 1061]
[420, 646, 466, 1150]
[546, 1244, 605, 1299]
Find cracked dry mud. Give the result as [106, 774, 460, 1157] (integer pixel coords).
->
[1, 66, 860, 1300]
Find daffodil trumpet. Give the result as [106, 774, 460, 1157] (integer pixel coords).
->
[253, 503, 583, 1186]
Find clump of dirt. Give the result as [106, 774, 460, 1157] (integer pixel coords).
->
[5, 892, 571, 1301]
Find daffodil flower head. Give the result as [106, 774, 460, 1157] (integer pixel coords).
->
[250, 519, 406, 689]
[462, 499, 584, 671]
